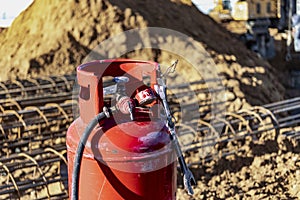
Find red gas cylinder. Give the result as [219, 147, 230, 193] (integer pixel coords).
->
[67, 59, 177, 199]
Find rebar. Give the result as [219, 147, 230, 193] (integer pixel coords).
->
[0, 145, 68, 200]
[0, 74, 75, 99]
[1, 75, 300, 199]
[0, 100, 77, 157]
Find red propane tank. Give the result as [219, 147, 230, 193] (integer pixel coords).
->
[67, 59, 177, 200]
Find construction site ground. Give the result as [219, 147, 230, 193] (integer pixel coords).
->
[1, 0, 300, 199]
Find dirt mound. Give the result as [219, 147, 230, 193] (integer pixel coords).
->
[0, 0, 284, 107]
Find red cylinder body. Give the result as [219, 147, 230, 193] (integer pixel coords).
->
[67, 59, 176, 199]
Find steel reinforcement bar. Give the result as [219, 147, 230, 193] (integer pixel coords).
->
[0, 100, 77, 157]
[0, 145, 68, 199]
[0, 95, 300, 198]
[177, 97, 300, 165]
[0, 74, 75, 100]
[0, 74, 77, 112]
[0, 74, 227, 109]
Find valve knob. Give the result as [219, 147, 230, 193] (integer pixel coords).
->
[135, 88, 157, 106]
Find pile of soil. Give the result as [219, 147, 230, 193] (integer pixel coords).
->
[0, 0, 284, 108]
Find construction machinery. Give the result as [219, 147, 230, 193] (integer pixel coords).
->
[209, 0, 298, 59]
[231, 0, 280, 21]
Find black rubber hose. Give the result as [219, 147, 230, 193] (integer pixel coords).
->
[71, 109, 112, 200]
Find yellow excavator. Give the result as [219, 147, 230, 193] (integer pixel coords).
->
[209, 0, 296, 59]
[231, 0, 280, 21]
[210, 0, 281, 21]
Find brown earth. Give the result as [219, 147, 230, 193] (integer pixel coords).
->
[0, 0, 298, 199]
[177, 127, 300, 199]
[0, 0, 285, 108]
[222, 20, 300, 98]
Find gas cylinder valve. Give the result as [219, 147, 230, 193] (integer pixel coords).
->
[114, 76, 129, 100]
[113, 76, 135, 119]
